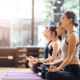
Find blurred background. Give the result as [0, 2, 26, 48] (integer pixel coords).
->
[0, 0, 79, 48]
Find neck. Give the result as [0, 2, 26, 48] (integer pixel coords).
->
[47, 39, 52, 42]
[66, 24, 74, 34]
[61, 33, 66, 39]
[52, 36, 57, 42]
[46, 38, 52, 42]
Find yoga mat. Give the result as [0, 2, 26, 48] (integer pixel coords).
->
[6, 71, 35, 75]
[1, 75, 46, 80]
[1, 71, 46, 80]
[5, 73, 37, 76]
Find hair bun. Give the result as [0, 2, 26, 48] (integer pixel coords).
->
[74, 23, 78, 27]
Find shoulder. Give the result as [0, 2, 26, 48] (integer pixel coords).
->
[52, 40, 59, 48]
[68, 32, 78, 40]
[68, 32, 79, 45]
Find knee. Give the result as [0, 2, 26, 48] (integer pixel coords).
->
[33, 64, 38, 73]
[45, 71, 52, 79]
[42, 64, 50, 72]
[42, 65, 46, 71]
[33, 63, 42, 73]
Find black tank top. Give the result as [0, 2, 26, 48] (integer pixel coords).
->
[48, 45, 53, 56]
[44, 40, 52, 59]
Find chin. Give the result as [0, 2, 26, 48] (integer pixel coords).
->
[61, 26, 65, 28]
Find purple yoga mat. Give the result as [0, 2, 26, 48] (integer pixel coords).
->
[1, 75, 46, 80]
[1, 71, 46, 80]
[5, 73, 37, 76]
[7, 71, 35, 74]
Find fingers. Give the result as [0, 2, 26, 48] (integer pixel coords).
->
[49, 60, 51, 64]
[50, 66, 53, 69]
[50, 66, 57, 69]
[46, 60, 49, 63]
[37, 64, 42, 70]
[26, 57, 29, 60]
[46, 66, 57, 72]
[36, 59, 40, 63]
[46, 60, 51, 63]
[40, 64, 42, 67]
[46, 68, 51, 71]
[37, 66, 42, 70]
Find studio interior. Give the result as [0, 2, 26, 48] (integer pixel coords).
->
[0, 0, 80, 80]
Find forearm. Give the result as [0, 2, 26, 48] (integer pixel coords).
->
[58, 58, 70, 70]
[39, 58, 50, 62]
[51, 59, 63, 65]
[39, 58, 44, 60]
[41, 56, 55, 62]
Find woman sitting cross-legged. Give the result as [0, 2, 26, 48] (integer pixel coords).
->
[26, 27, 52, 72]
[32, 25, 62, 73]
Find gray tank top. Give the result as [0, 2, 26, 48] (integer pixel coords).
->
[61, 31, 80, 61]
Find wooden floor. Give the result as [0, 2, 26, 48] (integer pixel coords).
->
[0, 67, 31, 80]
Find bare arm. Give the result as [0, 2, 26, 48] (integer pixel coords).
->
[39, 41, 59, 63]
[58, 33, 77, 70]
[46, 33, 79, 72]
[51, 59, 63, 65]
[50, 53, 63, 65]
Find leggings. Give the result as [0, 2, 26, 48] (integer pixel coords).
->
[41, 63, 61, 79]
[33, 62, 59, 74]
[46, 65, 80, 80]
[33, 63, 43, 73]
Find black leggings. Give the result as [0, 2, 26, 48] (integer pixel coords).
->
[33, 63, 43, 73]
[41, 63, 61, 79]
[46, 65, 80, 80]
[33, 62, 59, 73]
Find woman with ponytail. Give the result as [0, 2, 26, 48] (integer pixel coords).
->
[46, 11, 80, 80]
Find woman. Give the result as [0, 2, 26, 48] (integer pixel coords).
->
[33, 25, 60, 73]
[46, 11, 80, 80]
[26, 27, 52, 71]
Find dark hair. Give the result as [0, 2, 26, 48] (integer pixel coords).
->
[45, 27, 48, 29]
[49, 25, 61, 40]
[64, 11, 78, 27]
[48, 25, 57, 36]
[59, 22, 67, 34]
[59, 21, 61, 26]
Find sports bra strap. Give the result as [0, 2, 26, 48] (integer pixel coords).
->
[66, 31, 77, 38]
[65, 31, 79, 46]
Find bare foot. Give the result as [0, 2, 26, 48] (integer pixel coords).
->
[36, 72, 41, 76]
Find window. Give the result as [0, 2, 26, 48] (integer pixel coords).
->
[0, 0, 79, 48]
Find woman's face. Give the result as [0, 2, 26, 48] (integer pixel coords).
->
[56, 24, 66, 36]
[61, 13, 71, 29]
[47, 29, 54, 39]
[43, 29, 48, 37]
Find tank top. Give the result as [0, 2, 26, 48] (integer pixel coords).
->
[48, 45, 53, 56]
[61, 31, 80, 61]
[44, 40, 52, 59]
